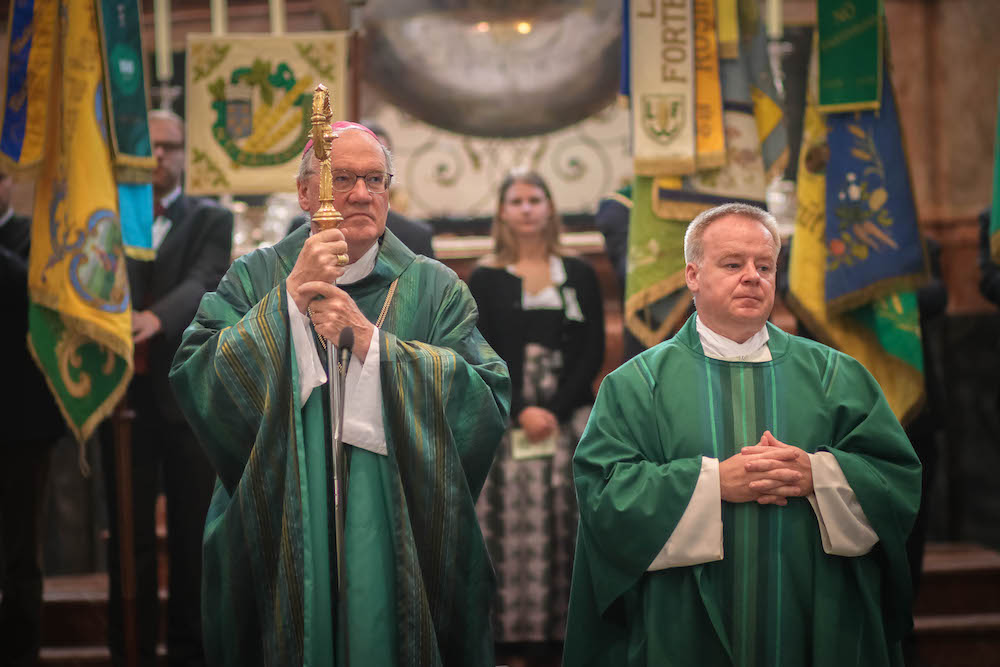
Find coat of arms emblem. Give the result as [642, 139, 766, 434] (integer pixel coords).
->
[640, 94, 686, 146]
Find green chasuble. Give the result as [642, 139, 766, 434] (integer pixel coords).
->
[169, 226, 511, 667]
[564, 316, 920, 667]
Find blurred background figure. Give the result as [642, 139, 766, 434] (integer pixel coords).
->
[468, 169, 604, 667]
[594, 183, 645, 362]
[0, 170, 66, 667]
[361, 119, 436, 258]
[99, 110, 233, 667]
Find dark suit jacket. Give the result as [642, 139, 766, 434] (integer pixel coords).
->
[0, 214, 65, 442]
[130, 194, 233, 422]
[386, 210, 434, 258]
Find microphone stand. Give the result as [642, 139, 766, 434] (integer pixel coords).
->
[328, 327, 353, 666]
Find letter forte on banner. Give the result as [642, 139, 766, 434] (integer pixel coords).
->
[660, 5, 688, 83]
[632, 0, 696, 175]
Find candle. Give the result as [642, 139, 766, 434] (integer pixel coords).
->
[766, 0, 783, 40]
[211, 0, 227, 36]
[154, 0, 172, 82]
[270, 0, 286, 35]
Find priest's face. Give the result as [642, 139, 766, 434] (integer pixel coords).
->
[685, 215, 777, 343]
[297, 129, 389, 259]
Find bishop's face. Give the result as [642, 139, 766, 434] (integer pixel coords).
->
[297, 129, 390, 260]
[685, 215, 778, 343]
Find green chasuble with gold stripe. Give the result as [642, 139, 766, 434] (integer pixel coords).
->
[170, 226, 510, 667]
[565, 316, 920, 667]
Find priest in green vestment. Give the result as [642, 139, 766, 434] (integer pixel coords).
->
[170, 122, 510, 667]
[565, 203, 921, 667]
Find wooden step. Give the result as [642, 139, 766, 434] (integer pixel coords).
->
[39, 644, 167, 667]
[41, 573, 166, 647]
[913, 613, 1000, 667]
[914, 542, 1000, 616]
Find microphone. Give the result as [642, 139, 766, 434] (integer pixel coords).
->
[337, 326, 354, 378]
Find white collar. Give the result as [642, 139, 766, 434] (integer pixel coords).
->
[695, 315, 771, 362]
[337, 240, 379, 285]
[0, 207, 14, 229]
[505, 254, 566, 284]
[157, 185, 183, 211]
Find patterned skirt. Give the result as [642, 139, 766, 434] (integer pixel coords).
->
[476, 343, 591, 643]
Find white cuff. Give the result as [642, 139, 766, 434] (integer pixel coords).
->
[806, 451, 879, 556]
[341, 329, 387, 456]
[648, 457, 724, 571]
[287, 291, 327, 406]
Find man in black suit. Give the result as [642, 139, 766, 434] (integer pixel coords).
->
[101, 110, 233, 667]
[362, 120, 435, 258]
[0, 170, 66, 667]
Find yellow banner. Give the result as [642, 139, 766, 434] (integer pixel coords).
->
[185, 32, 348, 195]
[694, 0, 726, 169]
[0, 0, 58, 174]
[28, 0, 133, 443]
[631, 0, 697, 176]
[716, 0, 739, 59]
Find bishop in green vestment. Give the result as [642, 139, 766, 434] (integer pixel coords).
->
[565, 204, 921, 667]
[170, 123, 510, 667]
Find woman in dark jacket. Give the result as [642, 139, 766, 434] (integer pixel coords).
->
[468, 169, 604, 665]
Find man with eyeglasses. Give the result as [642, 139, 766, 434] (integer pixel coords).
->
[170, 121, 510, 666]
[101, 108, 233, 667]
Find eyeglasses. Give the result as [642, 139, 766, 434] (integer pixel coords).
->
[153, 141, 184, 153]
[330, 169, 393, 194]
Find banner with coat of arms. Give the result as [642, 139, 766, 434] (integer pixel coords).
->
[0, 0, 136, 446]
[185, 32, 347, 195]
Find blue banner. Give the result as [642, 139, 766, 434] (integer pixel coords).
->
[824, 69, 926, 313]
[117, 182, 154, 259]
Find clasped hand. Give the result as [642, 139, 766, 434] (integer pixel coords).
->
[719, 430, 814, 506]
[285, 228, 374, 361]
[518, 406, 558, 442]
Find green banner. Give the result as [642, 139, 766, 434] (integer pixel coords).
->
[28, 304, 130, 444]
[97, 0, 156, 179]
[817, 0, 883, 112]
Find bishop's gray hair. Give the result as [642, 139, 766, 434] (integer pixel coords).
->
[683, 203, 781, 265]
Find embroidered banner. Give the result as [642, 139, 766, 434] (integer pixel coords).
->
[817, 0, 882, 112]
[631, 0, 697, 176]
[824, 68, 926, 314]
[787, 31, 923, 425]
[96, 0, 156, 179]
[693, 0, 725, 170]
[624, 176, 691, 348]
[185, 32, 348, 195]
[0, 0, 58, 173]
[96, 0, 155, 259]
[624, 6, 786, 346]
[25, 0, 133, 445]
[743, 21, 789, 182]
[716, 0, 739, 59]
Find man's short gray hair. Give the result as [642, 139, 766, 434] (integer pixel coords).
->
[149, 108, 184, 136]
[295, 131, 394, 184]
[683, 203, 781, 265]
